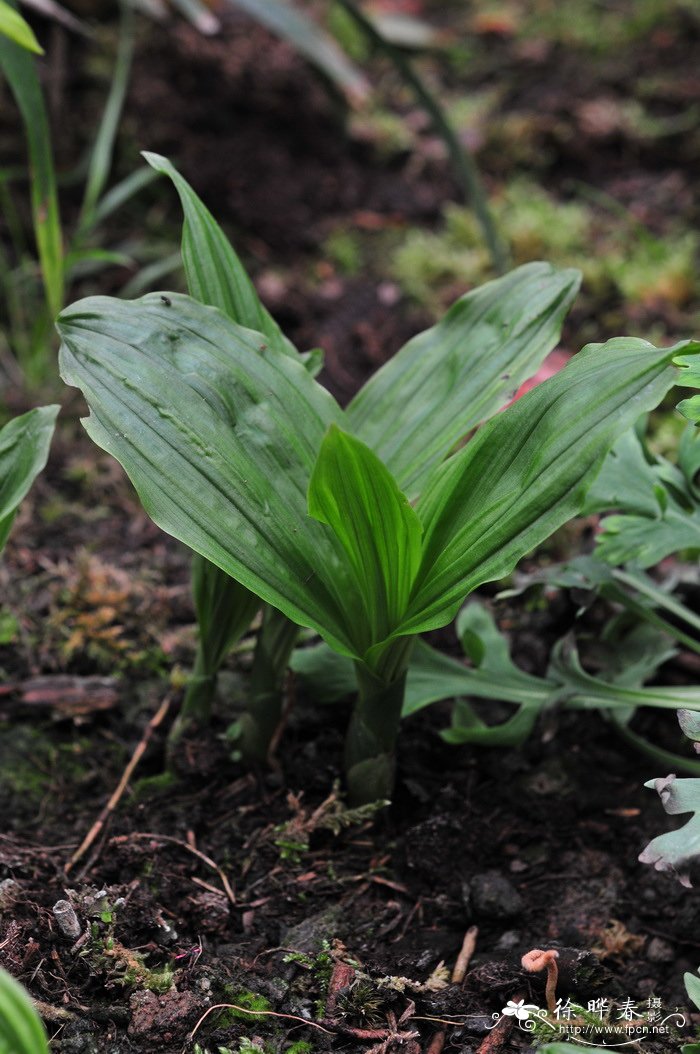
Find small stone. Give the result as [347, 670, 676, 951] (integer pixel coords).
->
[0, 878, 20, 912]
[468, 871, 524, 919]
[494, 930, 521, 951]
[646, 937, 675, 963]
[53, 899, 81, 939]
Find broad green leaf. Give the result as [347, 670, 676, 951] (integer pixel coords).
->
[585, 427, 700, 567]
[675, 348, 700, 423]
[639, 774, 700, 887]
[679, 709, 700, 743]
[685, 970, 700, 1012]
[0, 405, 58, 552]
[143, 152, 297, 359]
[0, 13, 63, 318]
[191, 552, 260, 671]
[400, 338, 700, 637]
[308, 425, 422, 649]
[225, 0, 369, 103]
[679, 423, 700, 500]
[291, 641, 357, 702]
[538, 1046, 610, 1054]
[57, 294, 362, 656]
[0, 968, 49, 1054]
[347, 262, 581, 496]
[0, 0, 42, 52]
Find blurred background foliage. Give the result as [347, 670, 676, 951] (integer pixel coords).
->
[0, 0, 698, 407]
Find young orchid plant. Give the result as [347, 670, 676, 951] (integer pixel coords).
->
[0, 405, 57, 555]
[56, 154, 700, 803]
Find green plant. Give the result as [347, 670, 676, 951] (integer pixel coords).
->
[0, 967, 49, 1054]
[0, 404, 57, 552]
[0, 1, 41, 52]
[640, 709, 700, 886]
[57, 158, 700, 802]
[0, 1, 160, 388]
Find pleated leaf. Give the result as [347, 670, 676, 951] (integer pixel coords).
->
[143, 151, 296, 358]
[400, 338, 700, 636]
[191, 552, 261, 671]
[308, 425, 422, 649]
[0, 405, 58, 552]
[347, 262, 581, 496]
[57, 294, 363, 656]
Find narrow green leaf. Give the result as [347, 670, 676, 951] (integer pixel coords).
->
[225, 0, 369, 103]
[400, 338, 700, 637]
[143, 151, 297, 357]
[0, 0, 42, 52]
[347, 262, 581, 496]
[308, 426, 422, 650]
[57, 294, 361, 656]
[77, 0, 134, 235]
[0, 14, 63, 317]
[0, 968, 49, 1054]
[0, 405, 58, 552]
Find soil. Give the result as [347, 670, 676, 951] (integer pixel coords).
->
[1, 2, 700, 1051]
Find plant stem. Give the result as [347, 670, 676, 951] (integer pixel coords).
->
[345, 661, 407, 805]
[234, 607, 299, 762]
[335, 0, 508, 274]
[166, 648, 216, 758]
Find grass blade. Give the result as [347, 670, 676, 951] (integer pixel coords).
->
[0, 10, 63, 319]
[77, 0, 134, 236]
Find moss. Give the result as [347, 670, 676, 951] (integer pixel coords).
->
[215, 988, 272, 1027]
[393, 177, 699, 320]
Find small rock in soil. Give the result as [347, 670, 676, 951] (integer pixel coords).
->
[282, 904, 344, 952]
[494, 930, 521, 951]
[128, 988, 204, 1040]
[465, 871, 524, 919]
[646, 936, 675, 963]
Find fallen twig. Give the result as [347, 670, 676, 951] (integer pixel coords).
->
[109, 831, 236, 905]
[476, 991, 523, 1054]
[427, 926, 479, 1054]
[65, 694, 172, 875]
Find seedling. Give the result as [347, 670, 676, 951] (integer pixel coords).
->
[0, 405, 57, 554]
[57, 157, 700, 803]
